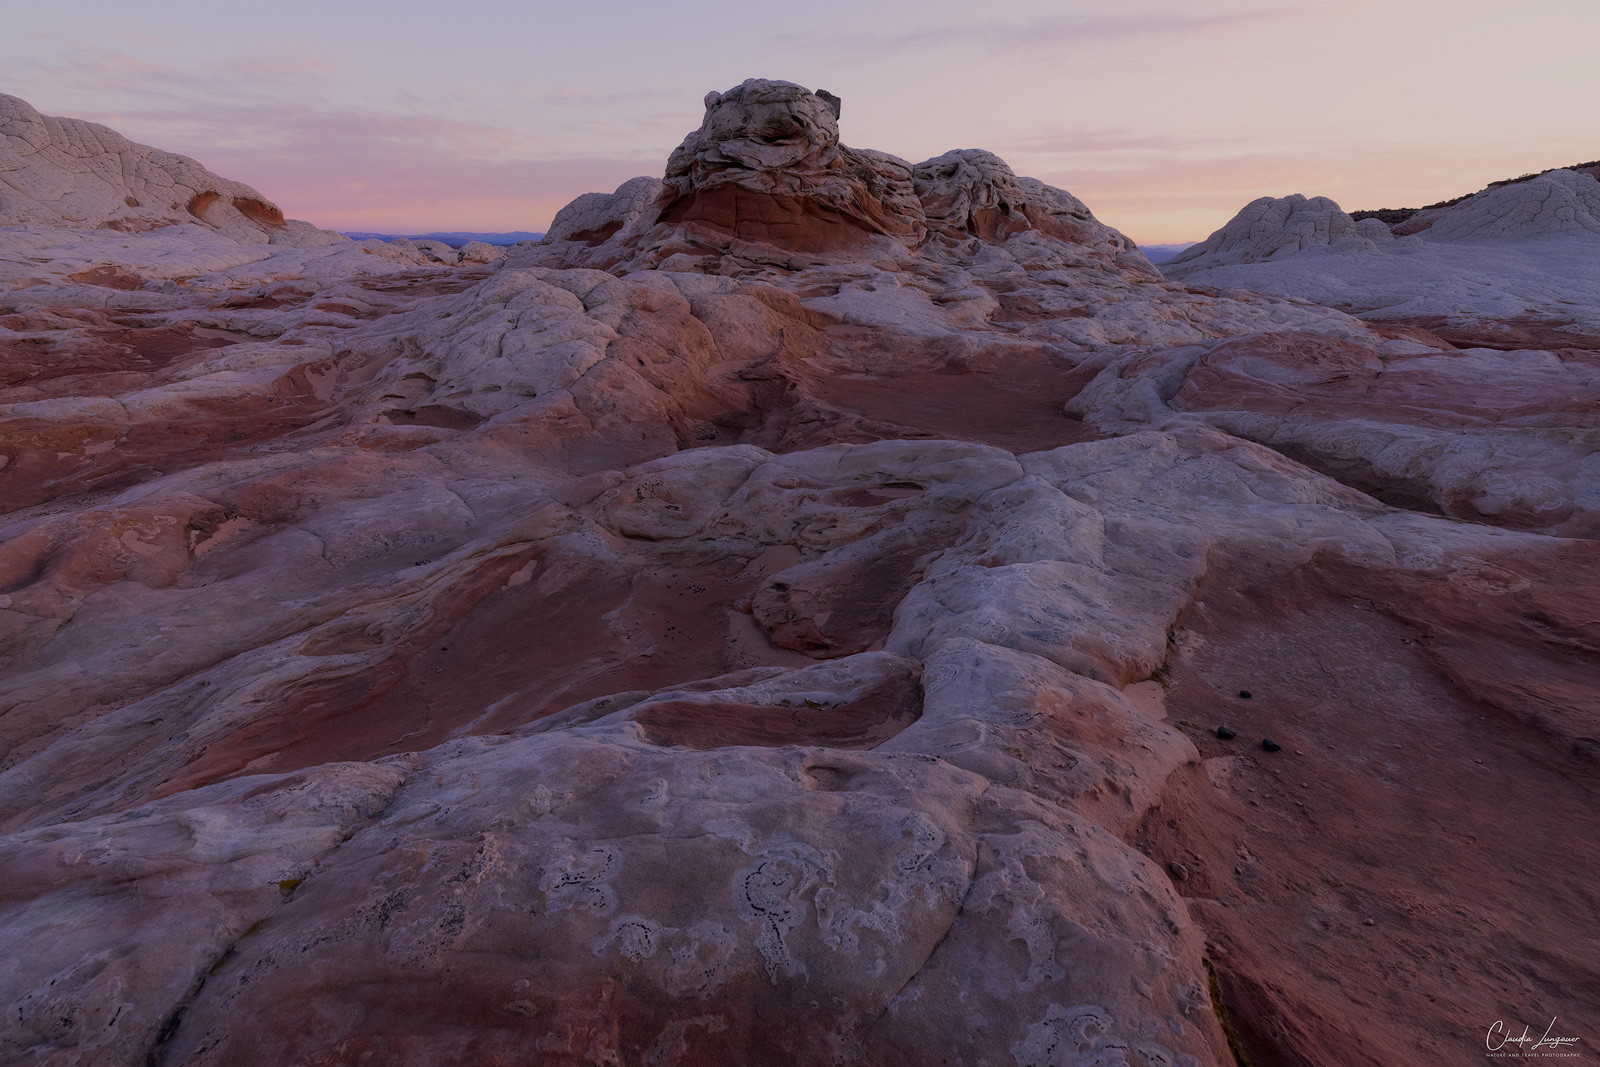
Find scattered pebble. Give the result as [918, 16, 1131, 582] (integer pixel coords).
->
[1261, 738, 1282, 752]
[1238, 690, 1252, 699]
[1363, 918, 1376, 926]
[1216, 726, 1236, 740]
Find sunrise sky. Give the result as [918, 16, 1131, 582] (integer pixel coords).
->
[4, 0, 1596, 244]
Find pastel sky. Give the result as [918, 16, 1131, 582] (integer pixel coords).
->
[4, 0, 1596, 244]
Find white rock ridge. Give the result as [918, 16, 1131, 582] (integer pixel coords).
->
[0, 92, 327, 245]
[1420, 167, 1600, 240]
[1165, 169, 1600, 335]
[1165, 193, 1391, 269]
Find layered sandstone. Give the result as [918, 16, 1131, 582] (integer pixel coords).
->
[0, 82, 1595, 1067]
[525, 78, 1154, 282]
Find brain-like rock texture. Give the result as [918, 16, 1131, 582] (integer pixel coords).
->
[1165, 193, 1388, 269]
[522, 79, 1152, 280]
[659, 78, 927, 250]
[0, 93, 308, 243]
[1, 83, 1598, 1067]
[1417, 167, 1600, 240]
[1167, 168, 1600, 346]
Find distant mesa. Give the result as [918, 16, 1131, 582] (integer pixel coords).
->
[1138, 242, 1197, 264]
[340, 230, 544, 248]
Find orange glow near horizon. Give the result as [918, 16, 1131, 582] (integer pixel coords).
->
[4, 0, 1596, 245]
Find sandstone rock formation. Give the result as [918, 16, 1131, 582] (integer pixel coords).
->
[1164, 193, 1391, 268]
[1, 82, 1596, 1067]
[659, 78, 928, 251]
[0, 93, 332, 245]
[522, 79, 1153, 282]
[1165, 168, 1600, 348]
[1414, 166, 1600, 240]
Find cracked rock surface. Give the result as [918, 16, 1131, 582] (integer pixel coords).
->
[1, 81, 1596, 1067]
[1166, 169, 1600, 347]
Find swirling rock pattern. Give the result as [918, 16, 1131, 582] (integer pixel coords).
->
[0, 81, 1596, 1067]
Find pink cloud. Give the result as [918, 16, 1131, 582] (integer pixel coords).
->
[1033, 142, 1600, 244]
[82, 101, 659, 231]
[7, 33, 1591, 244]
[775, 5, 1311, 60]
[6, 49, 672, 232]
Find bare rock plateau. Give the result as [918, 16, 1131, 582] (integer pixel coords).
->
[1, 80, 1595, 1067]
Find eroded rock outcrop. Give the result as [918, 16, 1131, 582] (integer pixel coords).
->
[658, 79, 928, 251]
[522, 79, 1154, 284]
[1412, 167, 1600, 240]
[1164, 193, 1391, 268]
[0, 93, 331, 244]
[1066, 330, 1600, 537]
[1167, 168, 1600, 348]
[1, 84, 1597, 1067]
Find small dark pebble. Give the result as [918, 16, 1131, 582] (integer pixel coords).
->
[1216, 726, 1237, 740]
[1238, 690, 1252, 699]
[1261, 738, 1282, 752]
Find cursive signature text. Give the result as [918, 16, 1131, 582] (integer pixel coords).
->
[1488, 1018, 1582, 1053]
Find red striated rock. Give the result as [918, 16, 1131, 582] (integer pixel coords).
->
[1377, 314, 1600, 352]
[658, 79, 927, 250]
[1073, 328, 1600, 537]
[630, 653, 923, 749]
[65, 266, 145, 290]
[752, 513, 964, 657]
[1138, 546, 1600, 1066]
[1, 83, 1597, 1067]
[528, 79, 1155, 282]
